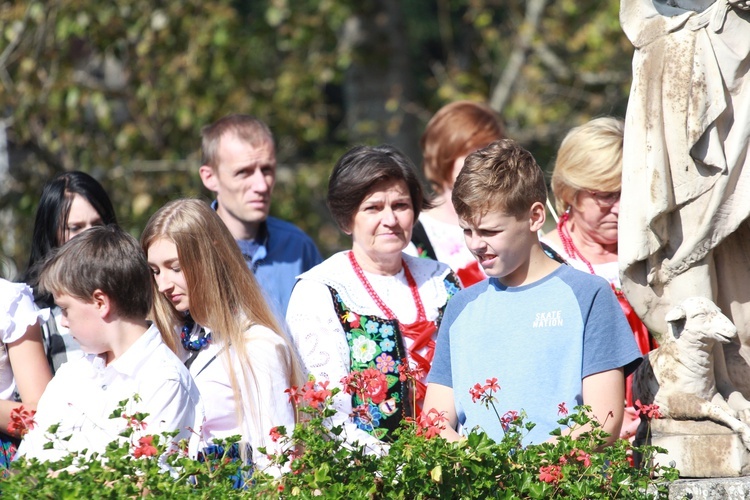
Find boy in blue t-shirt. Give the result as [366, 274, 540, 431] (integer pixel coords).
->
[424, 139, 641, 446]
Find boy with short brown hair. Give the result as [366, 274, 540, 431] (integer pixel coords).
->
[424, 139, 641, 445]
[18, 225, 202, 462]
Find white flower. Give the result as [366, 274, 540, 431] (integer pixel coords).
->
[351, 336, 377, 363]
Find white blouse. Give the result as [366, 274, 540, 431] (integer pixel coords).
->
[540, 237, 621, 289]
[0, 280, 49, 401]
[184, 324, 296, 472]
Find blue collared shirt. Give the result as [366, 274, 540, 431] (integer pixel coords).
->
[211, 201, 323, 316]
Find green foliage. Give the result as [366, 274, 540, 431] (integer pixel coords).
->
[0, 0, 632, 272]
[1, 387, 678, 498]
[0, 0, 353, 272]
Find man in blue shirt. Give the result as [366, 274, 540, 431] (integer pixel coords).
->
[199, 114, 322, 316]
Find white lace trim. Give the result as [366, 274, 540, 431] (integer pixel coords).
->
[297, 251, 453, 322]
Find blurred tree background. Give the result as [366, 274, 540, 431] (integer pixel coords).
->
[0, 0, 632, 279]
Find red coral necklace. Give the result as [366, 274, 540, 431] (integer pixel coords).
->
[348, 251, 437, 404]
[557, 211, 597, 275]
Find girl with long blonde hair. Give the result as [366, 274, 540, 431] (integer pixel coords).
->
[141, 199, 304, 474]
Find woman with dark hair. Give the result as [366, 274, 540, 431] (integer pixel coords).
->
[19, 171, 118, 372]
[286, 145, 461, 452]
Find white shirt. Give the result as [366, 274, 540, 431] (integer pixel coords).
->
[0, 280, 49, 401]
[286, 251, 453, 452]
[18, 324, 203, 463]
[185, 324, 296, 471]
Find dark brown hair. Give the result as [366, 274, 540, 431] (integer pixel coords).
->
[327, 144, 431, 232]
[39, 225, 152, 320]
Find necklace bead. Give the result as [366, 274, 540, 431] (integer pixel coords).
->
[181, 314, 212, 351]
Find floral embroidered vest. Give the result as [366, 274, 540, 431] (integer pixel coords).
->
[328, 274, 460, 441]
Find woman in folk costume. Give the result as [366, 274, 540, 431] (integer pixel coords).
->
[286, 145, 461, 452]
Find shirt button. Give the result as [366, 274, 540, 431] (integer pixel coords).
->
[101, 385, 107, 390]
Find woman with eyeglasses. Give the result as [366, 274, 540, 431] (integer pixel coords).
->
[542, 117, 655, 438]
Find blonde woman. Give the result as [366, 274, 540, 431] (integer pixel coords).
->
[141, 199, 304, 476]
[542, 117, 655, 438]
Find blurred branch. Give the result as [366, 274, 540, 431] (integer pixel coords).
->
[533, 41, 629, 85]
[489, 0, 547, 113]
[0, 2, 33, 92]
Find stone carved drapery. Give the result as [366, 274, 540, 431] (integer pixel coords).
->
[619, 0, 750, 392]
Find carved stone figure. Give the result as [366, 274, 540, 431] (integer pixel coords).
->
[619, 0, 750, 397]
[633, 297, 750, 449]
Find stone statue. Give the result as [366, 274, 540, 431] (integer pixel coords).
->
[619, 0, 750, 398]
[633, 297, 750, 447]
[632, 297, 750, 476]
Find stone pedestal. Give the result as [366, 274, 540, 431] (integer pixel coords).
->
[640, 418, 750, 478]
[668, 477, 750, 499]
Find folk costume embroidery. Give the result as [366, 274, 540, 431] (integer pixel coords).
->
[287, 251, 461, 445]
[327, 252, 459, 441]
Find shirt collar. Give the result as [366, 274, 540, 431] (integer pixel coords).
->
[103, 323, 162, 377]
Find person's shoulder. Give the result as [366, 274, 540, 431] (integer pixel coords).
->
[244, 323, 285, 345]
[447, 279, 492, 308]
[297, 251, 345, 281]
[555, 264, 610, 289]
[241, 324, 292, 361]
[136, 328, 193, 382]
[403, 252, 451, 275]
[266, 216, 316, 243]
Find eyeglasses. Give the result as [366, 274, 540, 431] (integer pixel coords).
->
[584, 190, 620, 208]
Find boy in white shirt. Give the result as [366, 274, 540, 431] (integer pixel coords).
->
[17, 225, 202, 463]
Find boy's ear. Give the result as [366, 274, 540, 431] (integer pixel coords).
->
[199, 165, 219, 193]
[528, 201, 546, 232]
[92, 289, 112, 318]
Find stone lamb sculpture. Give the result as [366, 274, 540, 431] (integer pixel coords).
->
[632, 296, 750, 450]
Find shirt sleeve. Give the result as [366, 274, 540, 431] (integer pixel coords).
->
[15, 373, 65, 462]
[581, 284, 643, 379]
[0, 281, 49, 344]
[286, 279, 386, 454]
[138, 372, 201, 451]
[240, 329, 297, 471]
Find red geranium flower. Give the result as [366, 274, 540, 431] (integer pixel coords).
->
[557, 402, 568, 416]
[414, 408, 447, 439]
[538, 464, 563, 484]
[342, 368, 388, 404]
[500, 410, 519, 431]
[573, 449, 591, 467]
[7, 406, 36, 437]
[269, 426, 283, 443]
[634, 399, 663, 419]
[133, 435, 158, 458]
[484, 377, 500, 393]
[301, 380, 332, 408]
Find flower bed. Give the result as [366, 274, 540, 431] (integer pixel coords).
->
[1, 377, 677, 498]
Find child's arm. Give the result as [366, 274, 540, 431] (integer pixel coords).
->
[1, 319, 53, 437]
[423, 382, 461, 441]
[554, 368, 625, 447]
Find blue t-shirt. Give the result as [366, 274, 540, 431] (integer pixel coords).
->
[427, 265, 641, 445]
